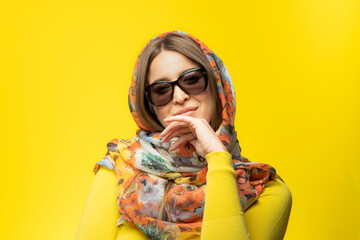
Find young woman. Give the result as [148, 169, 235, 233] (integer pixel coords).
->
[76, 30, 292, 240]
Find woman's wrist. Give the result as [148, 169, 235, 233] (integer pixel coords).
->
[205, 145, 228, 156]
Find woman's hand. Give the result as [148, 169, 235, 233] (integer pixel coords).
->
[160, 116, 227, 158]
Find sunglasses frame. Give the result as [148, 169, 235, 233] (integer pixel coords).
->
[144, 67, 208, 107]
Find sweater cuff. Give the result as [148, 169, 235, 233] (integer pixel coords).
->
[205, 151, 233, 171]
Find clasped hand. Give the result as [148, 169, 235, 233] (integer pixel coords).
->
[160, 115, 227, 158]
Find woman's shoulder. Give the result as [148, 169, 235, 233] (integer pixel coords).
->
[93, 138, 137, 175]
[93, 138, 121, 174]
[106, 138, 138, 151]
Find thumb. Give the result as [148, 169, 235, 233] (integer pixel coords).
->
[189, 139, 197, 147]
[189, 139, 205, 158]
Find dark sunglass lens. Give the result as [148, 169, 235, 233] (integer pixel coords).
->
[180, 71, 206, 93]
[149, 83, 172, 106]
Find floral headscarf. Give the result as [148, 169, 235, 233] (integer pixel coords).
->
[94, 30, 277, 240]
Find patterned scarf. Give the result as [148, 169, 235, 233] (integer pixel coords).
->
[94, 30, 277, 240]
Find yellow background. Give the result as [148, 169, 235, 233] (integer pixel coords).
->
[1, 0, 359, 239]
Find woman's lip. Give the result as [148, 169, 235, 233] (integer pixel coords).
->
[180, 110, 196, 116]
[175, 107, 198, 116]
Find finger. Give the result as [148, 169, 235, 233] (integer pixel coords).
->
[169, 133, 196, 151]
[164, 115, 199, 124]
[164, 116, 211, 132]
[161, 127, 192, 142]
[160, 121, 188, 137]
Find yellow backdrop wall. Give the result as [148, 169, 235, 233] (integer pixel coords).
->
[1, 0, 359, 239]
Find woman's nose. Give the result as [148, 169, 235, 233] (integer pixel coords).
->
[172, 85, 189, 104]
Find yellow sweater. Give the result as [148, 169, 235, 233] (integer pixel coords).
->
[76, 152, 292, 240]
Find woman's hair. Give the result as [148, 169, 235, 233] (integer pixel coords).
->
[135, 32, 223, 132]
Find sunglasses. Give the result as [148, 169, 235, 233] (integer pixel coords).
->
[144, 67, 208, 107]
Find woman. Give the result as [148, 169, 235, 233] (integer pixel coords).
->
[76, 30, 292, 240]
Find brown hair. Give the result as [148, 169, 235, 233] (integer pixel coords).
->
[135, 32, 223, 132]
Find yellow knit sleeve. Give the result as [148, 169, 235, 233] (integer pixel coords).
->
[243, 176, 292, 239]
[76, 165, 150, 240]
[76, 166, 120, 240]
[200, 152, 292, 240]
[200, 151, 250, 240]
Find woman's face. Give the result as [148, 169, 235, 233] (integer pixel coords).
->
[147, 50, 215, 128]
